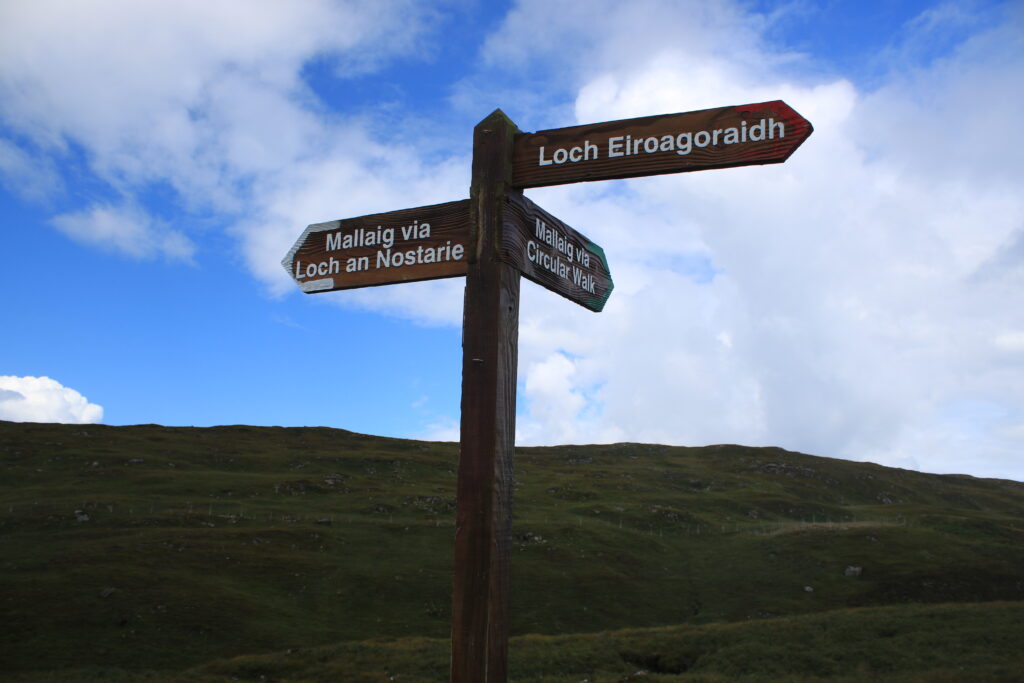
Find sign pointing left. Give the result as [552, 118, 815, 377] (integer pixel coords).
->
[282, 199, 471, 293]
[283, 100, 809, 682]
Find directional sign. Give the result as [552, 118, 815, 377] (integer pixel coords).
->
[511, 100, 813, 188]
[500, 192, 613, 312]
[282, 104, 812, 683]
[282, 199, 471, 293]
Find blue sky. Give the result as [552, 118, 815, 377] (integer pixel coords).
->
[2, 0, 1023, 481]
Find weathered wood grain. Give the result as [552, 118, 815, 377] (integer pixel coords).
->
[511, 100, 812, 188]
[281, 200, 470, 293]
[451, 110, 521, 683]
[501, 193, 613, 312]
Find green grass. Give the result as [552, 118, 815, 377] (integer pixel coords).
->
[2, 421, 1023, 679]
[194, 601, 1024, 682]
[9, 602, 1024, 681]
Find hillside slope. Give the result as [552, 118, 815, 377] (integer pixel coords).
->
[2, 420, 1023, 675]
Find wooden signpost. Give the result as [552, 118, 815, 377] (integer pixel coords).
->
[284, 100, 812, 682]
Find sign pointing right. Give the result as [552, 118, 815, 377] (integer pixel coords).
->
[284, 103, 813, 683]
[511, 100, 812, 188]
[501, 193, 613, 312]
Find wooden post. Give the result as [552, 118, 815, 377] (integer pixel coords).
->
[451, 110, 521, 682]
[281, 98, 809, 683]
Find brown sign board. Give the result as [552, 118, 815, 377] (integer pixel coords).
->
[511, 100, 813, 188]
[282, 199, 471, 293]
[280, 106, 812, 681]
[500, 193, 613, 312]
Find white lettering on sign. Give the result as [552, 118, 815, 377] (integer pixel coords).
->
[525, 216, 595, 292]
[293, 218, 464, 280]
[572, 265, 596, 294]
[534, 217, 576, 263]
[294, 256, 344, 280]
[376, 242, 465, 268]
[537, 118, 786, 166]
[526, 239, 570, 278]
[538, 141, 598, 166]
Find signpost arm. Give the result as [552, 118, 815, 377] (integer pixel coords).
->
[282, 98, 808, 683]
[451, 110, 521, 682]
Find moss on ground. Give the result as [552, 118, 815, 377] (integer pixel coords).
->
[2, 421, 1023, 680]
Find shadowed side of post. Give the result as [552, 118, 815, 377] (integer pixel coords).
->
[451, 110, 522, 682]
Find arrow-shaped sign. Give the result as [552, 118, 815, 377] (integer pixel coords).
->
[282, 199, 471, 293]
[500, 193, 613, 312]
[280, 103, 812, 682]
[511, 100, 813, 188]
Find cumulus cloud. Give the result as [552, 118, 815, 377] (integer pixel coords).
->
[0, 0, 443, 266]
[3, 0, 1023, 481]
[239, 139, 469, 300]
[518, 353, 589, 445]
[51, 204, 196, 262]
[0, 376, 103, 424]
[0, 137, 63, 201]
[995, 331, 1024, 354]
[480, 0, 1024, 481]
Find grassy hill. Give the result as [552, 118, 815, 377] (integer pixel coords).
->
[2, 420, 1023, 680]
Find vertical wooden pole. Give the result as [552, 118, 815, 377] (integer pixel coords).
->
[451, 109, 521, 682]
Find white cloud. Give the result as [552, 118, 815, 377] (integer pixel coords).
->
[0, 0, 441, 263]
[995, 331, 1024, 353]
[0, 138, 63, 201]
[4, 0, 1023, 482]
[0, 376, 103, 424]
[518, 353, 589, 445]
[417, 416, 460, 443]
[482, 0, 771, 87]
[51, 203, 196, 262]
[240, 137, 469, 301]
[489, 0, 1024, 480]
